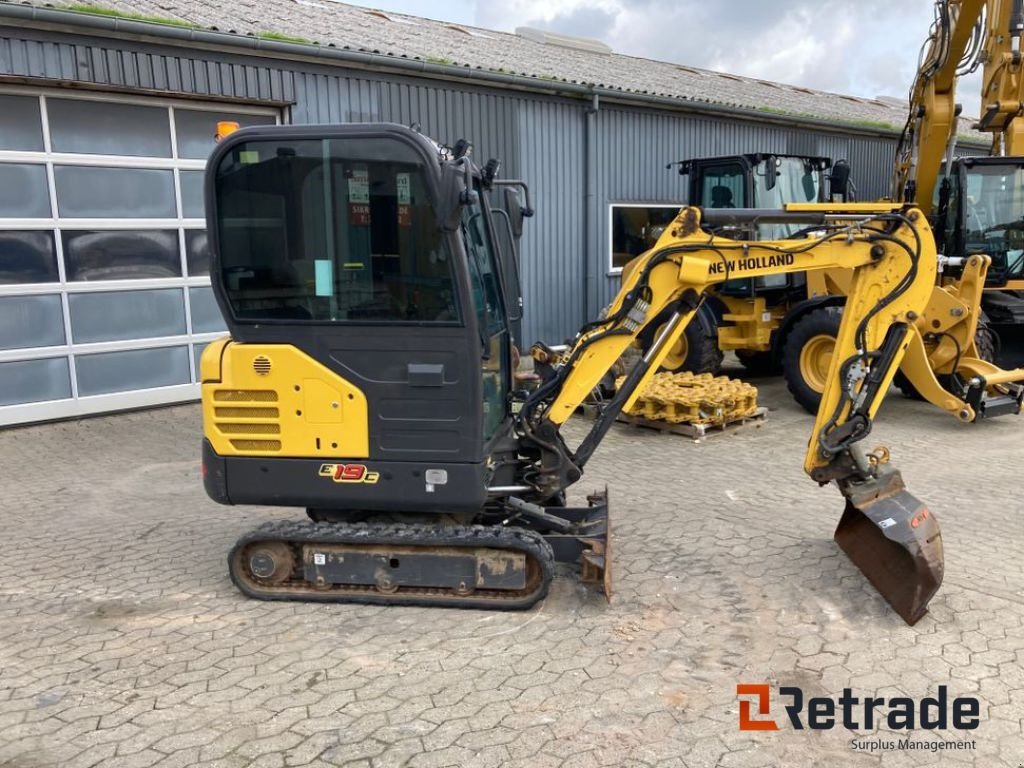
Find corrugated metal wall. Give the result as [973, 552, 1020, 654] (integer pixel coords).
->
[589, 105, 909, 313]
[514, 99, 586, 344]
[1, 23, 963, 345]
[0, 26, 294, 101]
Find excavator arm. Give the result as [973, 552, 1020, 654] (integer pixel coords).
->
[518, 202, 943, 624]
[978, 0, 1024, 152]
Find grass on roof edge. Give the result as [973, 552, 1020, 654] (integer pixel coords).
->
[61, 3, 202, 29]
[60, 3, 317, 43]
[755, 105, 901, 132]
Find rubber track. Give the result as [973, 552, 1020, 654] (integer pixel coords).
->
[228, 519, 556, 610]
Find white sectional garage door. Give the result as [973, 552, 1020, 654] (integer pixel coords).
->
[0, 88, 278, 426]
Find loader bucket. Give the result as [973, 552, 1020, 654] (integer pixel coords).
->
[835, 467, 943, 625]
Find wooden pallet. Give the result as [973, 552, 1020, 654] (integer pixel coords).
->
[614, 406, 768, 439]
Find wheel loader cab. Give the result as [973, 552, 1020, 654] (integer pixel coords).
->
[682, 154, 830, 298]
[200, 124, 516, 516]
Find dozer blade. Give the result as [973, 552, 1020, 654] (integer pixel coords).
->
[835, 467, 943, 625]
[542, 489, 612, 600]
[580, 491, 612, 600]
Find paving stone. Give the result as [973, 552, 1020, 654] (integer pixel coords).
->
[0, 372, 1021, 768]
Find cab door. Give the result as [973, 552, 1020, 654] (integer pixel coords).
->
[208, 125, 485, 465]
[460, 188, 512, 443]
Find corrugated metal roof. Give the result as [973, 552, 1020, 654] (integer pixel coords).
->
[5, 0, 980, 136]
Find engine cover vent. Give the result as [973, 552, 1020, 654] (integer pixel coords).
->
[253, 355, 272, 376]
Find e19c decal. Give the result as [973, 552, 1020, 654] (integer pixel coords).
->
[318, 463, 380, 484]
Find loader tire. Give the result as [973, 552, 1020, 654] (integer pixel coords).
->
[974, 320, 999, 363]
[782, 307, 842, 414]
[654, 317, 723, 375]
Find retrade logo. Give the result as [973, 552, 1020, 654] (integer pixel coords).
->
[737, 684, 779, 731]
[736, 684, 980, 731]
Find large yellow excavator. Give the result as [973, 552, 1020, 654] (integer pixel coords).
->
[200, 122, 944, 624]
[897, 0, 1024, 351]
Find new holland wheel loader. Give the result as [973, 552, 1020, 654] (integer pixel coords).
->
[201, 122, 947, 624]
[632, 154, 843, 378]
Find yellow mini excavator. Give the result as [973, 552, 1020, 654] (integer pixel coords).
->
[200, 122, 947, 624]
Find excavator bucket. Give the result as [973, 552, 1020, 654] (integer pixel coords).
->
[834, 467, 943, 625]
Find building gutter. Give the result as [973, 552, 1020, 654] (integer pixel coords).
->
[0, 3, 991, 149]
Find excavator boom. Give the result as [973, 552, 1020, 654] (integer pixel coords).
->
[898, 0, 1024, 210]
[523, 203, 943, 623]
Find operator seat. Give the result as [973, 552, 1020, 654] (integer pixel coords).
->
[710, 186, 736, 208]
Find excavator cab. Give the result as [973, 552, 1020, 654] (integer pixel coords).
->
[935, 156, 1024, 365]
[200, 123, 610, 609]
[203, 124, 517, 505]
[935, 156, 1024, 284]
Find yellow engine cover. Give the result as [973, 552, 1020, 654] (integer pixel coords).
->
[200, 338, 369, 458]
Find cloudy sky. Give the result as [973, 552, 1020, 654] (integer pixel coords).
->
[343, 0, 983, 117]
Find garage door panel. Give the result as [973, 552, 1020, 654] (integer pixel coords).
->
[0, 358, 71, 406]
[175, 109, 275, 159]
[179, 170, 205, 218]
[54, 166, 177, 219]
[0, 295, 66, 350]
[48, 98, 172, 157]
[192, 343, 209, 375]
[0, 95, 43, 152]
[0, 164, 51, 218]
[62, 230, 181, 281]
[0, 231, 58, 284]
[76, 346, 190, 396]
[69, 289, 187, 343]
[188, 286, 226, 334]
[185, 231, 210, 276]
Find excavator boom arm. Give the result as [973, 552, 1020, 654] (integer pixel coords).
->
[519, 203, 943, 624]
[528, 204, 936, 475]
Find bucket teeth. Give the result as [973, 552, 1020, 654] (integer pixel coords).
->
[835, 467, 944, 625]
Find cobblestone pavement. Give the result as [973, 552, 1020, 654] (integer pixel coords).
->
[1, 366, 1022, 768]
